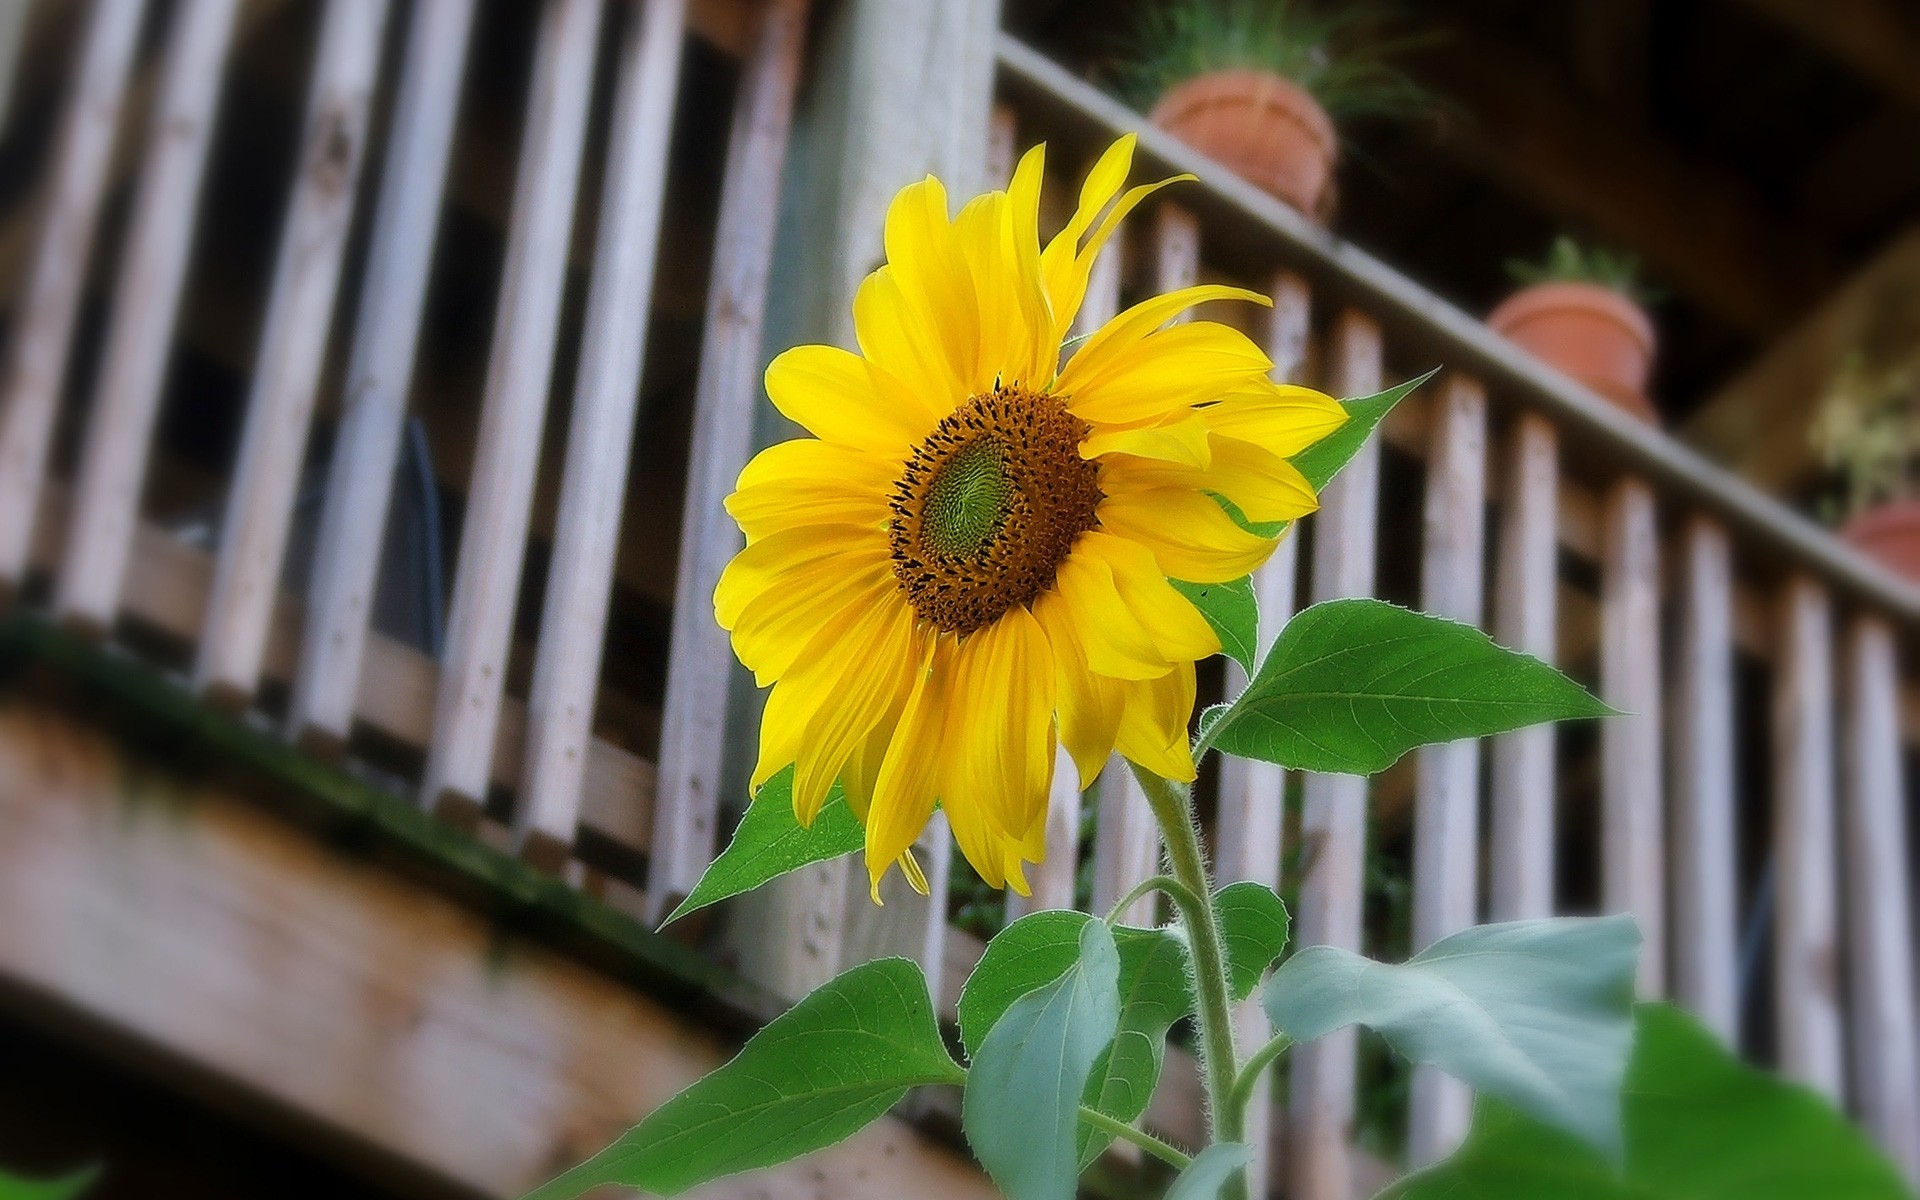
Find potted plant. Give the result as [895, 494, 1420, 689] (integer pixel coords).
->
[1812, 351, 1920, 581]
[1114, 0, 1424, 223]
[1489, 237, 1659, 422]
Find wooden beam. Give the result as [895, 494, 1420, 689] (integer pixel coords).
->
[1411, 32, 1833, 334]
[0, 704, 998, 1200]
[1681, 227, 1920, 493]
[1729, 0, 1920, 108]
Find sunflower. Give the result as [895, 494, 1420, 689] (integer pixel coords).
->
[715, 135, 1348, 900]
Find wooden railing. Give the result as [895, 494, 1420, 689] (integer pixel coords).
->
[2, 2, 1918, 1197]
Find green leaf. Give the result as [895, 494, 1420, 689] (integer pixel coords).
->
[1217, 881, 1290, 1001]
[964, 920, 1122, 1200]
[661, 766, 862, 925]
[1376, 1004, 1911, 1200]
[0, 1169, 98, 1200]
[1206, 599, 1610, 774]
[1166, 1144, 1253, 1200]
[957, 911, 1192, 1165]
[1264, 915, 1639, 1157]
[523, 958, 959, 1199]
[1172, 576, 1259, 673]
[1294, 373, 1432, 492]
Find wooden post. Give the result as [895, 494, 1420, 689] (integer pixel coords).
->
[55, 0, 241, 634]
[1408, 374, 1488, 1167]
[1842, 616, 1920, 1181]
[1670, 515, 1739, 1041]
[1600, 476, 1664, 995]
[1212, 268, 1308, 1200]
[647, 0, 810, 922]
[1489, 412, 1559, 921]
[0, 0, 29, 137]
[1091, 767, 1160, 927]
[0, 0, 145, 594]
[419, 0, 604, 821]
[728, 0, 1000, 1003]
[288, 0, 478, 754]
[1289, 310, 1381, 1200]
[986, 102, 1016, 187]
[515, 0, 689, 871]
[194, 0, 391, 707]
[1772, 576, 1845, 1099]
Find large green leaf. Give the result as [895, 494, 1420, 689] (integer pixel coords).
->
[661, 767, 862, 926]
[957, 911, 1191, 1165]
[523, 958, 959, 1198]
[1377, 1004, 1911, 1200]
[1167, 1145, 1253, 1200]
[1264, 915, 1639, 1156]
[1217, 881, 1290, 1001]
[1171, 576, 1259, 674]
[1204, 599, 1610, 774]
[0, 1170, 97, 1200]
[964, 920, 1122, 1200]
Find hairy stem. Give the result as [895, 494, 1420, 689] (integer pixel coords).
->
[1105, 872, 1207, 926]
[1130, 763, 1248, 1200]
[1077, 1105, 1193, 1170]
[1229, 1033, 1293, 1120]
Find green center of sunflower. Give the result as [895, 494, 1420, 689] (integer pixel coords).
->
[889, 385, 1102, 636]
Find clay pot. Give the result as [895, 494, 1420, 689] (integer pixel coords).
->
[1487, 281, 1658, 423]
[1149, 69, 1337, 221]
[1842, 501, 1920, 583]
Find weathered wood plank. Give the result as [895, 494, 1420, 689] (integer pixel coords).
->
[1600, 476, 1664, 995]
[1090, 766, 1160, 927]
[516, 0, 689, 871]
[1408, 373, 1487, 1167]
[1842, 615, 1920, 1181]
[0, 706, 998, 1200]
[287, 0, 477, 753]
[420, 0, 603, 820]
[1670, 515, 1739, 1040]
[986, 101, 1017, 187]
[194, 0, 390, 706]
[1290, 309, 1381, 1200]
[0, 0, 144, 594]
[648, 0, 809, 922]
[55, 0, 241, 633]
[1490, 413, 1559, 921]
[1773, 575, 1845, 1099]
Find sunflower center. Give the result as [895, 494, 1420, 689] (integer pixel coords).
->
[889, 385, 1102, 636]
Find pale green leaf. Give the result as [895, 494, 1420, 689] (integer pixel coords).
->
[662, 766, 861, 926]
[1217, 881, 1290, 1001]
[523, 958, 958, 1198]
[0, 1169, 97, 1200]
[1207, 599, 1610, 774]
[1264, 915, 1639, 1156]
[956, 911, 1190, 1165]
[1172, 576, 1258, 673]
[1377, 1005, 1910, 1200]
[1166, 1144, 1253, 1200]
[964, 921, 1122, 1200]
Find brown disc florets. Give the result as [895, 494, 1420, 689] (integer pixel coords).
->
[888, 385, 1102, 636]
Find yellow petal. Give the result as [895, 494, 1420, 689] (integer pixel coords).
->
[1043, 172, 1197, 348]
[1097, 484, 1276, 583]
[883, 176, 979, 391]
[1101, 436, 1320, 525]
[1051, 542, 1174, 680]
[726, 440, 893, 544]
[1064, 322, 1275, 426]
[1117, 662, 1198, 783]
[765, 344, 936, 454]
[1057, 285, 1268, 397]
[1201, 381, 1349, 458]
[1082, 530, 1221, 663]
[1034, 588, 1126, 789]
[1080, 415, 1214, 467]
[852, 267, 966, 419]
[865, 633, 946, 896]
[714, 522, 883, 632]
[789, 599, 921, 824]
[730, 565, 896, 687]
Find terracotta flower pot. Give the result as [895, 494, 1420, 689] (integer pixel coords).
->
[1842, 501, 1920, 583]
[1487, 281, 1658, 423]
[1149, 69, 1337, 221]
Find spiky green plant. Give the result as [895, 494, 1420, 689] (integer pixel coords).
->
[1813, 351, 1920, 519]
[1505, 236, 1655, 304]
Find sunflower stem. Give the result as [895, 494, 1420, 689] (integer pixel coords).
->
[1077, 1105, 1193, 1170]
[1129, 762, 1248, 1200]
[1229, 1033, 1293, 1120]
[1104, 873, 1206, 926]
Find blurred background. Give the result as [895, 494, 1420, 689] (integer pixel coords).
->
[1, 0, 1918, 1196]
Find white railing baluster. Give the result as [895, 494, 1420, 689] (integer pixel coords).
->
[1773, 575, 1845, 1098]
[648, 0, 810, 920]
[1289, 309, 1381, 1200]
[1408, 373, 1488, 1166]
[1601, 477, 1665, 995]
[1843, 615, 1920, 1181]
[194, 0, 390, 707]
[986, 102, 1016, 187]
[288, 0, 477, 754]
[56, 0, 240, 634]
[0, 0, 144, 594]
[516, 0, 688, 871]
[419, 0, 603, 821]
[1671, 515, 1739, 1040]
